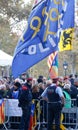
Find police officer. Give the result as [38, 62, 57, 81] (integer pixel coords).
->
[41, 78, 65, 130]
[18, 85, 32, 130]
[25, 78, 33, 90]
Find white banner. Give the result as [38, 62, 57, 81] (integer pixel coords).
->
[5, 99, 22, 117]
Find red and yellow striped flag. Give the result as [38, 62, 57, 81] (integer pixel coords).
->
[0, 99, 5, 124]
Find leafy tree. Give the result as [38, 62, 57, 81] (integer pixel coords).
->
[0, 0, 32, 54]
[0, 0, 78, 76]
[0, 0, 32, 22]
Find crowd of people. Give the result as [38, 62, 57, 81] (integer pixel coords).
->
[0, 74, 78, 130]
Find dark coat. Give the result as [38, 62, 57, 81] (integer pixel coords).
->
[70, 85, 78, 99]
[18, 86, 32, 108]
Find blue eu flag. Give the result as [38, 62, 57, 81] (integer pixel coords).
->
[12, 0, 68, 78]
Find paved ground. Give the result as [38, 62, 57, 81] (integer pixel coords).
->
[0, 124, 76, 130]
[1, 127, 77, 130]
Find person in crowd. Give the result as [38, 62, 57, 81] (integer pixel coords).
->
[46, 79, 52, 88]
[21, 73, 26, 83]
[73, 78, 78, 106]
[75, 74, 78, 78]
[62, 76, 78, 107]
[32, 83, 40, 128]
[18, 84, 32, 130]
[24, 77, 33, 90]
[3, 76, 11, 84]
[70, 78, 78, 100]
[4, 83, 11, 98]
[69, 74, 74, 86]
[32, 78, 37, 86]
[7, 82, 22, 99]
[43, 77, 47, 87]
[63, 83, 76, 129]
[40, 79, 53, 124]
[63, 76, 70, 84]
[58, 76, 64, 89]
[32, 84, 40, 99]
[38, 82, 44, 95]
[41, 78, 65, 130]
[1, 84, 8, 98]
[74, 78, 78, 88]
[37, 75, 43, 83]
[0, 79, 9, 98]
[63, 83, 71, 108]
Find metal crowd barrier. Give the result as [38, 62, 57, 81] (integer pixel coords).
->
[34, 99, 78, 130]
[62, 99, 78, 129]
[0, 99, 22, 130]
[0, 98, 78, 130]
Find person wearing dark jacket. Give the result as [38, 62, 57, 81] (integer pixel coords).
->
[73, 78, 78, 107]
[32, 84, 40, 99]
[41, 78, 65, 130]
[7, 82, 22, 99]
[18, 85, 32, 130]
[24, 78, 33, 90]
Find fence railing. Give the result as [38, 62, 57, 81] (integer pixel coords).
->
[0, 98, 78, 130]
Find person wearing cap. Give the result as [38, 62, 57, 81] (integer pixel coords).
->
[24, 77, 33, 90]
[18, 84, 32, 130]
[41, 78, 65, 130]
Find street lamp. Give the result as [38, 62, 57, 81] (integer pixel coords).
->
[63, 61, 68, 76]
